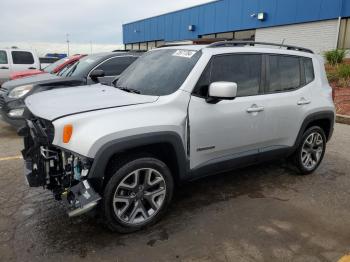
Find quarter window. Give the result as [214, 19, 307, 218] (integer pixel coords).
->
[304, 58, 315, 84]
[95, 56, 136, 76]
[193, 54, 262, 97]
[267, 55, 301, 93]
[11, 51, 34, 64]
[0, 51, 8, 64]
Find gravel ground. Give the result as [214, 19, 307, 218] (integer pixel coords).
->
[0, 121, 350, 262]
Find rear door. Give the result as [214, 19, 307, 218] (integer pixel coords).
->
[11, 50, 38, 72]
[0, 50, 10, 85]
[258, 54, 314, 151]
[87, 56, 138, 85]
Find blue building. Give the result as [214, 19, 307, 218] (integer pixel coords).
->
[123, 0, 350, 54]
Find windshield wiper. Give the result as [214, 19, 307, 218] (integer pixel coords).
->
[117, 87, 141, 94]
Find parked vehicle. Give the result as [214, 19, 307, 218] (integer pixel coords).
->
[46, 53, 67, 59]
[0, 48, 40, 86]
[10, 55, 86, 80]
[39, 57, 61, 69]
[20, 42, 335, 233]
[0, 52, 141, 128]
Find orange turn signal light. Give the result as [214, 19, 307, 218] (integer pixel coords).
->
[63, 124, 73, 143]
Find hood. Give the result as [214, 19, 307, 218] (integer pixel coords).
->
[2, 73, 60, 90]
[25, 84, 158, 121]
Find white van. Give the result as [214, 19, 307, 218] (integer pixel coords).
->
[0, 48, 40, 86]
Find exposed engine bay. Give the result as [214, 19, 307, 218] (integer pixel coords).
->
[20, 117, 101, 217]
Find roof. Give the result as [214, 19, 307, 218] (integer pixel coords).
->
[0, 47, 36, 53]
[123, 0, 350, 44]
[88, 51, 143, 59]
[155, 42, 315, 57]
[157, 44, 206, 51]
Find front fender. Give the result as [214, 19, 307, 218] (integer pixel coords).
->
[87, 131, 189, 192]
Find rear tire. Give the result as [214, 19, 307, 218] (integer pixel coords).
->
[292, 126, 327, 175]
[102, 156, 174, 233]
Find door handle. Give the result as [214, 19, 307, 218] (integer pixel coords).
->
[297, 98, 311, 105]
[28, 67, 36, 70]
[246, 105, 264, 113]
[0, 66, 9, 69]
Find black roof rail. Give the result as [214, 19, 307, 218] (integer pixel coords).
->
[112, 49, 146, 52]
[207, 41, 314, 54]
[157, 43, 203, 48]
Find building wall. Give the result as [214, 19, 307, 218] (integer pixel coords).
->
[255, 20, 339, 54]
[123, 0, 349, 44]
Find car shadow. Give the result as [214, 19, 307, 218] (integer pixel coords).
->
[13, 160, 304, 259]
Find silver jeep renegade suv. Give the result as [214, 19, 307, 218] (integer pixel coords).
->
[20, 41, 335, 233]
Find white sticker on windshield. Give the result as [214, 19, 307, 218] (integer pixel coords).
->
[172, 50, 196, 58]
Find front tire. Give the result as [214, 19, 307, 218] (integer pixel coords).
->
[293, 126, 327, 175]
[102, 157, 174, 233]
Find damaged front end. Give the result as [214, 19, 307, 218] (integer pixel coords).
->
[20, 116, 101, 217]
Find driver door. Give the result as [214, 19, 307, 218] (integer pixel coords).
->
[189, 53, 266, 170]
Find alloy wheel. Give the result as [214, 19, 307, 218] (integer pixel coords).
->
[112, 168, 167, 225]
[301, 132, 324, 170]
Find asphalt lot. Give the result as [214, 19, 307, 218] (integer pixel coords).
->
[1, 121, 350, 262]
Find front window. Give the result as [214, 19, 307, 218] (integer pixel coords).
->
[95, 56, 137, 76]
[193, 54, 262, 97]
[58, 56, 100, 77]
[43, 57, 70, 73]
[116, 49, 202, 96]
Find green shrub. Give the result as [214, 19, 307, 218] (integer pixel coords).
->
[338, 64, 350, 79]
[324, 49, 346, 65]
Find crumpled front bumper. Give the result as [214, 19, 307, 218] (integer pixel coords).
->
[21, 118, 102, 217]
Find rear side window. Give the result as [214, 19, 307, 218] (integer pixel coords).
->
[193, 54, 262, 97]
[267, 55, 301, 93]
[0, 51, 7, 64]
[304, 58, 315, 84]
[95, 56, 137, 76]
[11, 51, 35, 64]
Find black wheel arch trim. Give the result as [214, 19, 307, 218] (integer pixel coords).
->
[87, 131, 189, 192]
[293, 110, 335, 150]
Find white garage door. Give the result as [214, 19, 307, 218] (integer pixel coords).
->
[255, 20, 338, 55]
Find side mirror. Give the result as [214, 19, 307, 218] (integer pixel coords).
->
[206, 81, 237, 104]
[90, 69, 105, 81]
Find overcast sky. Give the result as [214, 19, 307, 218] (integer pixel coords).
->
[0, 0, 212, 45]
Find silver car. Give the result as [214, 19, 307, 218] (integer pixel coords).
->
[20, 41, 335, 233]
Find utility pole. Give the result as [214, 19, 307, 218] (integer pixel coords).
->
[66, 33, 70, 56]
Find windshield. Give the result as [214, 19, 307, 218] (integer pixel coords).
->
[43, 57, 69, 73]
[116, 49, 202, 96]
[58, 56, 100, 77]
